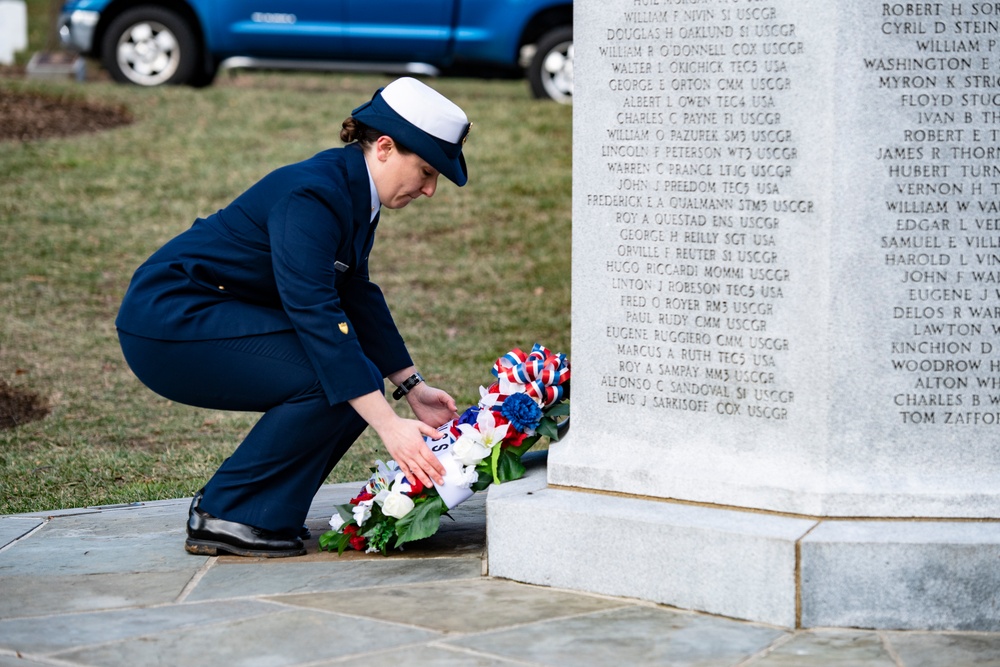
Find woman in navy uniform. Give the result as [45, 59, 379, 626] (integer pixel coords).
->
[116, 78, 470, 557]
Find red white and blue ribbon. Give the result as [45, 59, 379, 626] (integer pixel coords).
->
[491, 343, 570, 407]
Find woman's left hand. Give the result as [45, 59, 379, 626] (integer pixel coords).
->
[407, 384, 460, 428]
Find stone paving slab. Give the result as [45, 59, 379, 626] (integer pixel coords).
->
[0, 529, 200, 576]
[0, 500, 199, 579]
[0, 655, 54, 667]
[888, 632, 1000, 667]
[0, 517, 42, 550]
[0, 571, 201, 619]
[0, 600, 278, 653]
[447, 605, 788, 666]
[745, 630, 897, 666]
[318, 644, 530, 666]
[55, 607, 440, 667]
[186, 557, 483, 601]
[10, 498, 189, 520]
[274, 578, 631, 634]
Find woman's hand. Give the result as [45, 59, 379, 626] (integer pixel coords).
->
[375, 416, 448, 488]
[348, 389, 447, 488]
[406, 383, 460, 428]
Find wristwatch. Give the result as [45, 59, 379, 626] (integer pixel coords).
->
[392, 372, 424, 400]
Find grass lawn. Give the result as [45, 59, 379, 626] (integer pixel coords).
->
[0, 69, 571, 514]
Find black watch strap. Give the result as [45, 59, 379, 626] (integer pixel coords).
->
[392, 373, 424, 400]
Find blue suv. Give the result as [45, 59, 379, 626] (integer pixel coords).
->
[58, 0, 573, 102]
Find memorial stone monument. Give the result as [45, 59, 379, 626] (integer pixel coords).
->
[488, 0, 1000, 629]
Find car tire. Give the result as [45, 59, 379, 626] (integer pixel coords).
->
[189, 57, 218, 88]
[528, 26, 573, 104]
[101, 7, 198, 86]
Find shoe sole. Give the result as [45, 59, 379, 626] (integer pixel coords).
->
[185, 538, 306, 558]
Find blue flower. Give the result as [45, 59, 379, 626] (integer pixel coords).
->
[501, 393, 543, 433]
[457, 406, 481, 427]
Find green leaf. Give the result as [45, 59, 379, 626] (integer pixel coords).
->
[490, 442, 503, 484]
[318, 530, 336, 551]
[544, 402, 570, 417]
[471, 472, 492, 492]
[494, 449, 526, 483]
[360, 505, 390, 537]
[536, 418, 560, 440]
[508, 435, 540, 458]
[393, 495, 447, 547]
[318, 529, 352, 555]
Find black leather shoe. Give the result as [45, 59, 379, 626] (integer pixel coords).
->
[299, 525, 312, 540]
[185, 493, 306, 558]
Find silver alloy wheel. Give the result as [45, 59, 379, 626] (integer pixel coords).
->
[540, 40, 573, 104]
[115, 20, 181, 86]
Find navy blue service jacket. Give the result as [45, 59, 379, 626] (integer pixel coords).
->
[116, 144, 412, 406]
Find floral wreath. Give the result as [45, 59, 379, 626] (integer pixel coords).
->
[320, 344, 570, 555]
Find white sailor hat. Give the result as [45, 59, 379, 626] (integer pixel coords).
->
[351, 77, 471, 186]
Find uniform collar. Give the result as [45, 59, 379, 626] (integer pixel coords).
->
[343, 143, 377, 230]
[363, 157, 380, 223]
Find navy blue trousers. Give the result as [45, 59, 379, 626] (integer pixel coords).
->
[118, 330, 368, 533]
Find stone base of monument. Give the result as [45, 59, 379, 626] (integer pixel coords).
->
[487, 463, 1000, 631]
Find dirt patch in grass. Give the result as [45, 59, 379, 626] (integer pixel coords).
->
[0, 380, 50, 429]
[0, 89, 133, 142]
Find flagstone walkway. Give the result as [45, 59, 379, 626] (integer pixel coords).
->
[2, 482, 999, 666]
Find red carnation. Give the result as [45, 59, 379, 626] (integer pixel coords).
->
[407, 477, 425, 495]
[503, 431, 529, 449]
[342, 524, 367, 551]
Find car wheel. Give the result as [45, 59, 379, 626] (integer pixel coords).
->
[528, 26, 573, 104]
[101, 7, 198, 86]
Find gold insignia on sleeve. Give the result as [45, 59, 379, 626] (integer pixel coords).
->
[338, 322, 349, 335]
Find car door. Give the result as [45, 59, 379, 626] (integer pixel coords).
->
[210, 1, 346, 59]
[342, 0, 454, 64]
